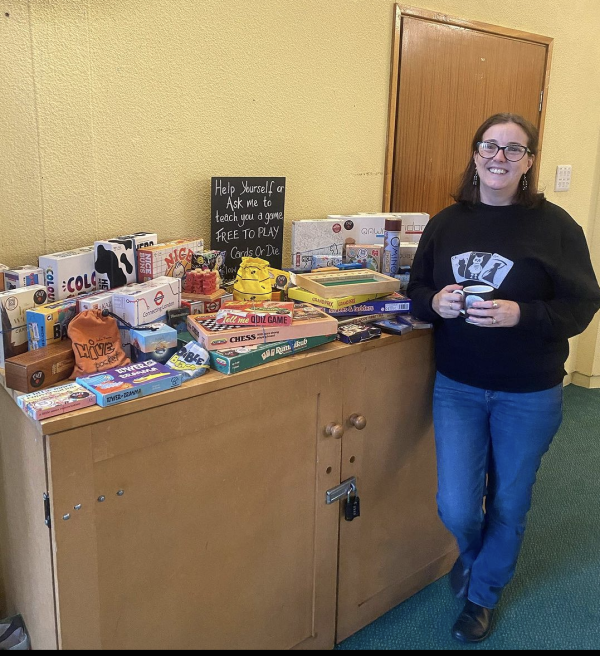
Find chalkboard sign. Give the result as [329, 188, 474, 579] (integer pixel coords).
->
[210, 177, 286, 281]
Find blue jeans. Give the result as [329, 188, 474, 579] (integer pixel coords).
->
[433, 372, 563, 609]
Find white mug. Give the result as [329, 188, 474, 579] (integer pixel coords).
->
[452, 285, 495, 319]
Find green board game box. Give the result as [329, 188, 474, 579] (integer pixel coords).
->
[209, 334, 336, 375]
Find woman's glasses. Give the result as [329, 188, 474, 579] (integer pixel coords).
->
[476, 141, 532, 162]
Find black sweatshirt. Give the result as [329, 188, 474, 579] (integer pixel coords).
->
[407, 200, 600, 392]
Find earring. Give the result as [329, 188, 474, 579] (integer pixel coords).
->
[521, 174, 528, 190]
[473, 170, 479, 186]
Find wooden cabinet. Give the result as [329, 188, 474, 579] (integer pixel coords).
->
[0, 332, 455, 650]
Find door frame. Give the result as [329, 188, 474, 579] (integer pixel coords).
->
[383, 4, 554, 211]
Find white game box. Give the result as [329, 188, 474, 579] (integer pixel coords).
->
[39, 246, 96, 301]
[111, 276, 181, 327]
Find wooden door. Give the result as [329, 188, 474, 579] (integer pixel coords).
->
[384, 5, 552, 217]
[46, 362, 343, 650]
[335, 333, 457, 643]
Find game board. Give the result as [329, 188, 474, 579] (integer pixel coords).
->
[294, 270, 399, 299]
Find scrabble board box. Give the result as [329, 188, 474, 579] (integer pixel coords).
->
[39, 246, 96, 301]
[187, 303, 337, 351]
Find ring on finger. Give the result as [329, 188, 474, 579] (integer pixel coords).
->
[492, 302, 499, 309]
[492, 317, 496, 324]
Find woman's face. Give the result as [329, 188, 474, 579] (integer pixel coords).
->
[474, 122, 534, 205]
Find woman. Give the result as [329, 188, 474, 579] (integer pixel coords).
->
[407, 113, 600, 643]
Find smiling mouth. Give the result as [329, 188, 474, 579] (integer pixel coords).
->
[488, 168, 508, 175]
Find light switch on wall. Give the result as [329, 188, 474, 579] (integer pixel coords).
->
[554, 165, 572, 192]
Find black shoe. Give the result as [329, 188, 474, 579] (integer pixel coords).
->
[449, 556, 470, 599]
[451, 600, 494, 643]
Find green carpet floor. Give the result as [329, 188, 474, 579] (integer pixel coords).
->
[336, 384, 600, 650]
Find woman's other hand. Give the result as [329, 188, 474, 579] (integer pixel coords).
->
[466, 299, 521, 327]
[432, 284, 464, 319]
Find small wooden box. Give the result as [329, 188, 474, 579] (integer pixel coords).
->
[4, 339, 75, 393]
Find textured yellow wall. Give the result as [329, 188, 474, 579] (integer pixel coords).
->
[1, 0, 599, 376]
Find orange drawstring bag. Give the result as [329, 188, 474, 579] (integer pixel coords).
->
[67, 309, 130, 378]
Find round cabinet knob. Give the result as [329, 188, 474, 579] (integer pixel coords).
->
[325, 423, 344, 439]
[349, 414, 367, 430]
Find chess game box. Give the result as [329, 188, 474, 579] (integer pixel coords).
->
[187, 303, 337, 351]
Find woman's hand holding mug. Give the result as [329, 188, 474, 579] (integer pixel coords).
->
[432, 284, 465, 319]
[451, 285, 521, 327]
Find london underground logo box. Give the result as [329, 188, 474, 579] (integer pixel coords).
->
[38, 246, 97, 301]
[111, 276, 181, 327]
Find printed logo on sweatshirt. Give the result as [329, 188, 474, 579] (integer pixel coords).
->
[451, 251, 513, 288]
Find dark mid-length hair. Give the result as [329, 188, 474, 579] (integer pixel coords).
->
[452, 113, 545, 208]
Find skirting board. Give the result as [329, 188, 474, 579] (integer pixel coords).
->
[570, 372, 600, 389]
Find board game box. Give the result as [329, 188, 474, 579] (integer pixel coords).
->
[187, 303, 338, 351]
[287, 286, 390, 310]
[320, 292, 411, 317]
[76, 361, 183, 407]
[215, 301, 295, 326]
[209, 333, 336, 375]
[17, 382, 97, 420]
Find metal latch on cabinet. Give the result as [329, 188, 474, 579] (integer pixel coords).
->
[43, 492, 51, 528]
[325, 477, 361, 521]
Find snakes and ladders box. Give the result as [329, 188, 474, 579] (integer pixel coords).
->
[76, 361, 182, 407]
[187, 303, 337, 351]
[3, 265, 45, 290]
[38, 246, 96, 301]
[291, 216, 385, 271]
[94, 238, 139, 290]
[0, 286, 48, 367]
[115, 232, 158, 282]
[321, 292, 411, 317]
[26, 298, 77, 350]
[17, 381, 97, 420]
[111, 276, 181, 327]
[358, 213, 430, 242]
[209, 334, 337, 375]
[136, 239, 204, 282]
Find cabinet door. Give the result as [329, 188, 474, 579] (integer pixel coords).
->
[47, 361, 342, 650]
[336, 334, 457, 642]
